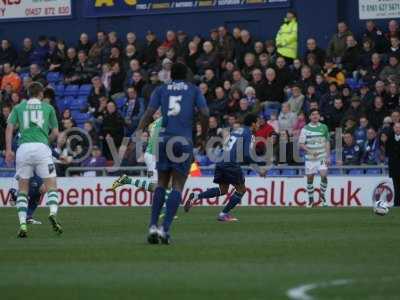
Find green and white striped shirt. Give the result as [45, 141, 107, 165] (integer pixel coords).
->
[299, 122, 330, 161]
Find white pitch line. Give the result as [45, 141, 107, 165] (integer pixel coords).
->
[287, 279, 352, 300]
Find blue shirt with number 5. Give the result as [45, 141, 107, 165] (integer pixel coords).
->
[148, 80, 208, 142]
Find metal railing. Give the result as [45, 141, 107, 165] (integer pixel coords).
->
[0, 165, 389, 178]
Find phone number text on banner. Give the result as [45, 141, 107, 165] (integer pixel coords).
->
[0, 0, 72, 20]
[86, 0, 291, 17]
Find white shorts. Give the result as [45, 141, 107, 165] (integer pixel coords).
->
[16, 143, 56, 180]
[305, 159, 328, 175]
[144, 152, 157, 182]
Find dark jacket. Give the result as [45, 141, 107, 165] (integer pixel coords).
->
[385, 129, 400, 177]
[17, 48, 34, 68]
[0, 46, 17, 65]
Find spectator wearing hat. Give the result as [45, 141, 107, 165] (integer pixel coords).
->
[327, 22, 353, 62]
[380, 55, 400, 84]
[345, 95, 366, 121]
[275, 11, 298, 63]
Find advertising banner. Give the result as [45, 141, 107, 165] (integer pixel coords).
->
[359, 0, 400, 20]
[0, 0, 72, 20]
[85, 0, 291, 17]
[0, 176, 394, 208]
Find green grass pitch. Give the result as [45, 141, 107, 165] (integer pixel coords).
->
[0, 207, 399, 300]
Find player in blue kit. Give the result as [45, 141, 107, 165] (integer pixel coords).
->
[184, 114, 266, 222]
[9, 174, 46, 225]
[136, 63, 209, 244]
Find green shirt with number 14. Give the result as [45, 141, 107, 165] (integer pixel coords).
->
[7, 98, 58, 146]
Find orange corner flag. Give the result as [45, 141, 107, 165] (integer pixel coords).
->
[190, 162, 202, 177]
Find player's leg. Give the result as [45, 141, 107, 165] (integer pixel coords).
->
[305, 160, 317, 207]
[27, 195, 41, 225]
[15, 145, 32, 237]
[16, 179, 30, 238]
[218, 183, 246, 222]
[159, 169, 188, 244]
[319, 164, 328, 207]
[148, 170, 170, 244]
[36, 145, 62, 235]
[185, 183, 229, 213]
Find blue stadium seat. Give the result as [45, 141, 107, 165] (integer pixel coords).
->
[47, 72, 60, 83]
[69, 97, 88, 111]
[64, 85, 79, 97]
[247, 170, 258, 176]
[71, 112, 90, 125]
[281, 169, 297, 176]
[197, 155, 209, 167]
[348, 169, 364, 175]
[55, 84, 65, 97]
[201, 169, 214, 176]
[79, 84, 92, 96]
[329, 169, 342, 175]
[63, 96, 75, 108]
[115, 97, 126, 109]
[56, 98, 69, 112]
[366, 168, 382, 175]
[20, 72, 29, 80]
[267, 169, 280, 176]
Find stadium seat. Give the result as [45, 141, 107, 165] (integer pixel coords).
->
[201, 169, 214, 176]
[69, 97, 88, 111]
[348, 169, 364, 175]
[47, 72, 61, 83]
[329, 169, 342, 175]
[267, 169, 280, 176]
[20, 72, 29, 80]
[366, 168, 382, 175]
[56, 98, 69, 112]
[64, 85, 79, 97]
[115, 97, 127, 109]
[263, 108, 279, 119]
[71, 112, 91, 125]
[55, 84, 65, 97]
[281, 169, 297, 176]
[79, 84, 92, 96]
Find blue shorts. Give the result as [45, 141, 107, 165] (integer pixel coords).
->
[214, 162, 245, 186]
[157, 136, 193, 176]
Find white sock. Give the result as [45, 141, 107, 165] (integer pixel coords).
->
[16, 192, 28, 225]
[47, 190, 59, 216]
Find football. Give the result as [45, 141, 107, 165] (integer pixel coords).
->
[374, 200, 390, 216]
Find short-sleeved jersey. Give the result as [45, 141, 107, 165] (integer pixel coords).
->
[148, 81, 207, 142]
[8, 98, 58, 145]
[222, 126, 254, 164]
[146, 117, 163, 155]
[299, 122, 330, 161]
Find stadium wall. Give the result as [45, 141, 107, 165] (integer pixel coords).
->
[0, 177, 394, 208]
[0, 0, 376, 55]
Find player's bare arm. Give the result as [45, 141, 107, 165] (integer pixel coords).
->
[5, 123, 15, 165]
[138, 107, 157, 132]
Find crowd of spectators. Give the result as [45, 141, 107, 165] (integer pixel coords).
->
[1, 13, 400, 175]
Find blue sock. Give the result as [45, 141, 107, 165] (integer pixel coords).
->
[162, 190, 181, 233]
[150, 187, 166, 227]
[27, 197, 39, 219]
[222, 191, 244, 214]
[198, 187, 223, 199]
